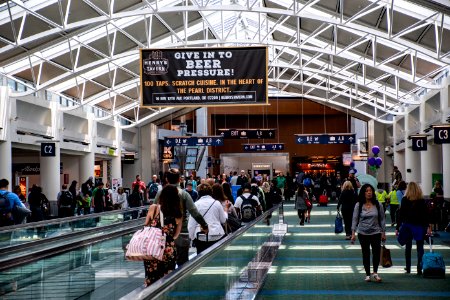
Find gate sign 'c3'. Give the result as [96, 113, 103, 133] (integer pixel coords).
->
[433, 125, 450, 144]
[140, 47, 268, 107]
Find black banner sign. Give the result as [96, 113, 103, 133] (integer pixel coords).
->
[41, 143, 56, 157]
[295, 133, 356, 144]
[140, 47, 268, 107]
[411, 136, 427, 151]
[12, 163, 63, 175]
[218, 129, 276, 139]
[433, 125, 450, 144]
[243, 143, 284, 151]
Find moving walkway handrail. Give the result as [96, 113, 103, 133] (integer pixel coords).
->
[0, 215, 145, 259]
[121, 204, 281, 300]
[0, 206, 148, 233]
[0, 218, 144, 271]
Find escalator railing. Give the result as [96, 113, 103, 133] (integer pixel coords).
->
[122, 204, 283, 300]
[0, 206, 148, 249]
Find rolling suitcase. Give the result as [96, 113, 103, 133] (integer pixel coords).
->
[422, 236, 445, 278]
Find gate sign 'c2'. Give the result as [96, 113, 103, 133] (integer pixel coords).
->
[41, 143, 56, 157]
[140, 47, 268, 107]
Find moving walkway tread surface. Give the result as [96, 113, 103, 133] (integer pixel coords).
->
[258, 202, 450, 300]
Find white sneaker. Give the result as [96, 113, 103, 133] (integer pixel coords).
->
[372, 273, 382, 282]
[364, 275, 371, 282]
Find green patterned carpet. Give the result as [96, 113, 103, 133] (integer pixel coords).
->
[258, 202, 450, 300]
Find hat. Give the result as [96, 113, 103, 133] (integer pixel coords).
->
[349, 170, 355, 174]
[186, 181, 193, 186]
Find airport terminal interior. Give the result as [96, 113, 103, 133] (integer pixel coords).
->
[0, 0, 449, 299]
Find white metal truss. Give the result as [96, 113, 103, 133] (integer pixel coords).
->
[0, 0, 449, 126]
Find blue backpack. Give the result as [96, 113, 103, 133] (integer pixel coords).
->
[303, 178, 312, 187]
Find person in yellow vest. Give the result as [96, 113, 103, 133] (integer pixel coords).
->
[376, 185, 388, 212]
[387, 187, 399, 226]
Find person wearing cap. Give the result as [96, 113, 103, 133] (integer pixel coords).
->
[347, 169, 361, 194]
[185, 181, 199, 202]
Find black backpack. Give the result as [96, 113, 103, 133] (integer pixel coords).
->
[240, 195, 258, 222]
[148, 183, 159, 199]
[59, 191, 73, 207]
[0, 192, 10, 213]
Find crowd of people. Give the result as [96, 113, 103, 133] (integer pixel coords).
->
[0, 166, 448, 287]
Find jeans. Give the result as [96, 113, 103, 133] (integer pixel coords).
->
[390, 204, 399, 224]
[358, 233, 382, 276]
[297, 209, 306, 224]
[405, 238, 424, 273]
[175, 234, 191, 267]
[342, 209, 353, 236]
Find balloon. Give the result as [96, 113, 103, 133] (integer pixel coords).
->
[350, 162, 355, 168]
[368, 157, 376, 166]
[375, 157, 383, 166]
[371, 145, 380, 155]
[354, 169, 358, 173]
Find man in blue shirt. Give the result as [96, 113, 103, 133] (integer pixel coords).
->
[0, 178, 26, 226]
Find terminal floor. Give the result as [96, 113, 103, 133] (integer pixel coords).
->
[258, 202, 450, 300]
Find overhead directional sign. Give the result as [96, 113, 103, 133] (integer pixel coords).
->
[243, 143, 284, 151]
[433, 125, 450, 144]
[411, 135, 428, 151]
[294, 133, 356, 145]
[218, 128, 276, 139]
[165, 136, 224, 146]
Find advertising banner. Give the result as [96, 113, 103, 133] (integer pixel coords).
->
[140, 47, 268, 107]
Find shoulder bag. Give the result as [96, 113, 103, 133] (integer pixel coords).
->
[125, 205, 166, 261]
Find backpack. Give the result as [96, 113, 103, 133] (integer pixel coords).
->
[0, 192, 10, 213]
[303, 177, 312, 187]
[148, 183, 159, 199]
[60, 191, 73, 207]
[240, 195, 258, 222]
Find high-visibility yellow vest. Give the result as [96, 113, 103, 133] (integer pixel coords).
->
[389, 190, 399, 205]
[376, 190, 387, 203]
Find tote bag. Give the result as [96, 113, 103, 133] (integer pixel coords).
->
[335, 211, 343, 234]
[380, 243, 393, 268]
[126, 206, 166, 261]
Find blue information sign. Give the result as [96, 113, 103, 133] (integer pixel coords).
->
[294, 133, 356, 144]
[218, 128, 276, 139]
[164, 136, 224, 146]
[243, 143, 284, 151]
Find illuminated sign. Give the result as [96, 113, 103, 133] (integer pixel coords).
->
[141, 47, 268, 107]
[164, 136, 224, 146]
[218, 129, 276, 139]
[295, 133, 356, 144]
[243, 143, 284, 151]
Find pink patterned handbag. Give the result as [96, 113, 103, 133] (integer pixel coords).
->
[125, 206, 166, 261]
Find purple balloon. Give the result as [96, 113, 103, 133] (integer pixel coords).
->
[368, 157, 376, 166]
[371, 145, 380, 155]
[375, 157, 383, 166]
[354, 169, 358, 173]
[350, 162, 355, 168]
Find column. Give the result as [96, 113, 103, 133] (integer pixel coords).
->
[404, 113, 421, 183]
[40, 101, 61, 215]
[0, 86, 12, 183]
[111, 118, 122, 183]
[80, 116, 96, 182]
[441, 78, 450, 200]
[196, 107, 208, 179]
[420, 143, 441, 194]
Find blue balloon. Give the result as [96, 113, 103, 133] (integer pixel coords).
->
[350, 162, 355, 168]
[368, 157, 376, 166]
[372, 145, 380, 155]
[375, 157, 383, 166]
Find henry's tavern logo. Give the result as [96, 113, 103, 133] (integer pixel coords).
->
[143, 50, 169, 75]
